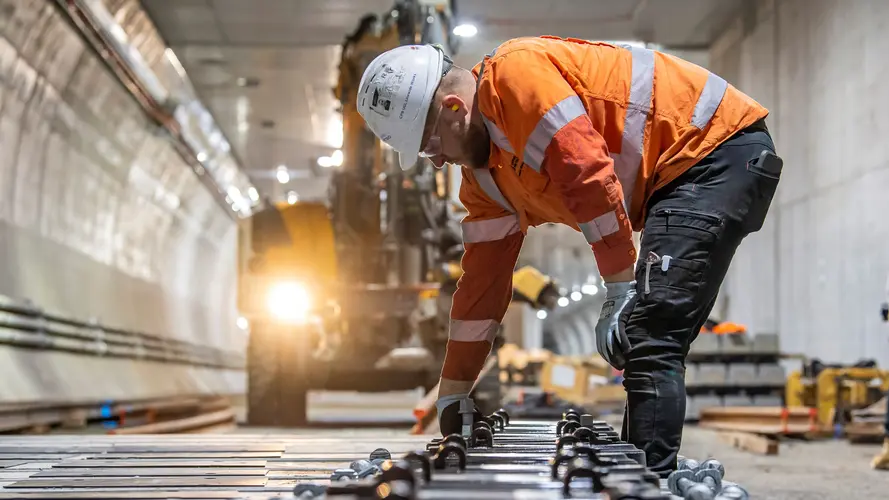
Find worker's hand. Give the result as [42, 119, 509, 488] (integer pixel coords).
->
[595, 281, 636, 370]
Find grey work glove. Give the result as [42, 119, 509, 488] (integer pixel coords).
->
[595, 281, 636, 370]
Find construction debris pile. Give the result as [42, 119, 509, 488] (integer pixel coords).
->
[293, 408, 749, 499]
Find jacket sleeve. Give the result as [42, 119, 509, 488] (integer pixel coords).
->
[486, 49, 637, 277]
[442, 167, 524, 382]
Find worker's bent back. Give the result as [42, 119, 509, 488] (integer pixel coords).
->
[474, 36, 768, 229]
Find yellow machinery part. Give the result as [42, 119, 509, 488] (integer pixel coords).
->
[238, 202, 339, 316]
[440, 262, 554, 304]
[268, 202, 338, 284]
[787, 367, 889, 429]
[444, 262, 463, 281]
[784, 371, 812, 408]
[513, 266, 552, 306]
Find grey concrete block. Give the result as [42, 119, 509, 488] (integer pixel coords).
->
[686, 395, 700, 420]
[721, 333, 753, 354]
[726, 363, 758, 386]
[723, 394, 754, 407]
[752, 333, 781, 355]
[686, 395, 723, 420]
[692, 363, 727, 386]
[685, 364, 699, 385]
[751, 395, 783, 407]
[756, 363, 786, 386]
[689, 334, 721, 355]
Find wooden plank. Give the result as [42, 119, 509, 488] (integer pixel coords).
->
[851, 396, 887, 419]
[189, 422, 237, 434]
[845, 421, 885, 444]
[697, 421, 813, 435]
[717, 431, 780, 455]
[697, 405, 818, 435]
[53, 460, 268, 468]
[31, 468, 269, 478]
[109, 409, 234, 435]
[5, 476, 267, 488]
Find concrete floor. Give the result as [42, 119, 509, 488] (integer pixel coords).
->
[679, 425, 888, 500]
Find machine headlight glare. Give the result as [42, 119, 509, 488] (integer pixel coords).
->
[266, 281, 312, 323]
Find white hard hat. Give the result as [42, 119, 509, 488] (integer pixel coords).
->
[357, 44, 445, 170]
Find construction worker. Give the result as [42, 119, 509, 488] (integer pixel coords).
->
[356, 36, 782, 476]
[874, 273, 889, 470]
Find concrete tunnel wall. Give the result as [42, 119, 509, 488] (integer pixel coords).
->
[0, 2, 245, 404]
[710, 0, 889, 366]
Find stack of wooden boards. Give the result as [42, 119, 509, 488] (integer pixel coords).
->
[685, 332, 785, 420]
[845, 397, 888, 443]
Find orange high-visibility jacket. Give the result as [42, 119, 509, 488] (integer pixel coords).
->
[441, 36, 768, 383]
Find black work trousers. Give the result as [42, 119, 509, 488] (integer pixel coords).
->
[884, 392, 889, 437]
[618, 119, 781, 476]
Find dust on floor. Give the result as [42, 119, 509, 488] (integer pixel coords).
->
[679, 425, 888, 500]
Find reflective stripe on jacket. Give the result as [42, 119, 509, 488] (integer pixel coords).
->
[442, 36, 768, 383]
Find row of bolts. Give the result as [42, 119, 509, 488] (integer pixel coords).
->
[670, 457, 750, 500]
[315, 410, 752, 500]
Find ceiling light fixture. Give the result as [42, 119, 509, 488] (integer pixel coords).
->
[453, 23, 478, 38]
[317, 156, 333, 168]
[330, 149, 343, 167]
[196, 152, 207, 163]
[287, 191, 298, 205]
[537, 310, 548, 320]
[276, 165, 290, 184]
[236, 77, 260, 88]
[557, 297, 570, 308]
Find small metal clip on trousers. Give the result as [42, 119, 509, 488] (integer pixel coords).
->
[643, 252, 672, 294]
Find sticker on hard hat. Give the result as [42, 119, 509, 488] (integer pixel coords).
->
[367, 64, 406, 118]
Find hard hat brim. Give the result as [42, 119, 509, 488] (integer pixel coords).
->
[398, 150, 419, 169]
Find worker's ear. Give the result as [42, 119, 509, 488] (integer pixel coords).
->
[440, 95, 468, 121]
